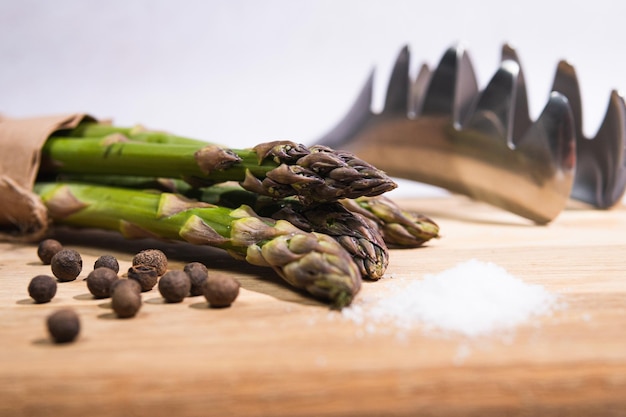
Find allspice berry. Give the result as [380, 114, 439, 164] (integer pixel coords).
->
[47, 308, 80, 343]
[132, 249, 167, 276]
[111, 280, 142, 318]
[86, 267, 119, 299]
[28, 275, 57, 303]
[158, 270, 191, 303]
[50, 249, 83, 282]
[202, 275, 240, 308]
[37, 239, 63, 265]
[127, 264, 159, 292]
[184, 262, 208, 296]
[94, 255, 120, 273]
[110, 278, 141, 296]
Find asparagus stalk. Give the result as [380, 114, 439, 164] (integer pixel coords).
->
[64, 122, 208, 146]
[40, 133, 397, 203]
[34, 182, 362, 308]
[339, 195, 440, 248]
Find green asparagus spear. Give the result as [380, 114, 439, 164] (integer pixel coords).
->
[64, 123, 206, 146]
[40, 134, 397, 203]
[34, 182, 361, 307]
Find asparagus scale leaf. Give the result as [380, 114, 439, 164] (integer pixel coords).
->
[34, 182, 361, 307]
[40, 133, 397, 203]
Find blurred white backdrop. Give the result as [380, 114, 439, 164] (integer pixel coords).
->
[1, 0, 625, 196]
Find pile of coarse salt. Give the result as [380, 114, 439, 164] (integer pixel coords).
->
[340, 259, 560, 338]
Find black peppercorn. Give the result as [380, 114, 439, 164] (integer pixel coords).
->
[184, 262, 208, 296]
[86, 267, 119, 299]
[132, 249, 167, 276]
[47, 308, 80, 343]
[93, 255, 120, 273]
[37, 239, 63, 265]
[50, 248, 82, 282]
[28, 275, 57, 303]
[111, 281, 142, 318]
[127, 264, 159, 292]
[158, 270, 191, 303]
[202, 275, 241, 308]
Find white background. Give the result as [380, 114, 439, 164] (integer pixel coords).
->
[1, 0, 624, 196]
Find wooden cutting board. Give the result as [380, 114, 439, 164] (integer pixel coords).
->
[1, 195, 625, 417]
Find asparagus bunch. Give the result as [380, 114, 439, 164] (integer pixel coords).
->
[54, 123, 438, 248]
[34, 182, 361, 308]
[34, 122, 439, 306]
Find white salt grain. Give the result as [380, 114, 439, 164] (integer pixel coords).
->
[342, 259, 559, 338]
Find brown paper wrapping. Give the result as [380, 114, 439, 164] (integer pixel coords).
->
[0, 114, 95, 242]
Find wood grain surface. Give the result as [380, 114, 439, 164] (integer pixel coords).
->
[1, 195, 625, 417]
